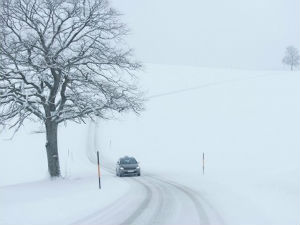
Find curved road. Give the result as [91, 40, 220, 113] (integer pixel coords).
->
[71, 122, 225, 225]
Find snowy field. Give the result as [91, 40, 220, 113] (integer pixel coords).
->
[0, 64, 299, 225]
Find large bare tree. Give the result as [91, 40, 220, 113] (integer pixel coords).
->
[0, 0, 143, 177]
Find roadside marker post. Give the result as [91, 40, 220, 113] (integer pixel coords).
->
[97, 151, 101, 189]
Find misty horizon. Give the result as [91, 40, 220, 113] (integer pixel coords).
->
[111, 0, 300, 70]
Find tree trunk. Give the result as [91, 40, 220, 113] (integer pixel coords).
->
[45, 120, 61, 177]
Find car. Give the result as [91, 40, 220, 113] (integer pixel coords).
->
[116, 156, 141, 177]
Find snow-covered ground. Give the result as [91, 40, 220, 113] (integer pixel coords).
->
[0, 173, 129, 225]
[0, 64, 299, 225]
[97, 64, 300, 225]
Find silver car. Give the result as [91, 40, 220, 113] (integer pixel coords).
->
[116, 156, 141, 177]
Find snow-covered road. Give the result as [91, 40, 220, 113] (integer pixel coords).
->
[71, 171, 223, 225]
[70, 122, 224, 225]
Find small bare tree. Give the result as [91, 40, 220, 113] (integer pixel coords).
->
[0, 0, 143, 177]
[282, 46, 300, 70]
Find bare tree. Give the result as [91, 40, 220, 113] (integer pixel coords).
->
[0, 0, 143, 177]
[282, 46, 300, 70]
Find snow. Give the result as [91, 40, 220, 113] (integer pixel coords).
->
[96, 64, 300, 225]
[0, 64, 299, 225]
[0, 173, 129, 225]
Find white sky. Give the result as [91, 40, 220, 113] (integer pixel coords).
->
[111, 0, 300, 70]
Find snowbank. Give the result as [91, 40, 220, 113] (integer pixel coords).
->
[0, 172, 129, 225]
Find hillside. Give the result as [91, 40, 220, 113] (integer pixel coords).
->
[1, 64, 299, 225]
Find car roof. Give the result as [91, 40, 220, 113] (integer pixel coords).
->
[120, 156, 137, 160]
[121, 156, 133, 159]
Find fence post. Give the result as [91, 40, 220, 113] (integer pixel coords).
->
[97, 151, 101, 189]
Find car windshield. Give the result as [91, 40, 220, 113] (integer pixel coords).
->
[120, 158, 137, 164]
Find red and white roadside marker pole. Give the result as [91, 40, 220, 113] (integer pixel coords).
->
[97, 151, 101, 189]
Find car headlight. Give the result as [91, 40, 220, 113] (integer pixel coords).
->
[120, 167, 124, 170]
[136, 166, 140, 169]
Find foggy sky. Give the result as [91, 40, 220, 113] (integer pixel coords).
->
[111, 0, 300, 70]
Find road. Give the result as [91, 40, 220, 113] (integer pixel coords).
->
[71, 174, 216, 225]
[69, 122, 225, 225]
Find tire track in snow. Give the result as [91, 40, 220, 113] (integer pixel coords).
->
[145, 175, 210, 225]
[147, 174, 226, 225]
[119, 178, 154, 225]
[69, 178, 148, 225]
